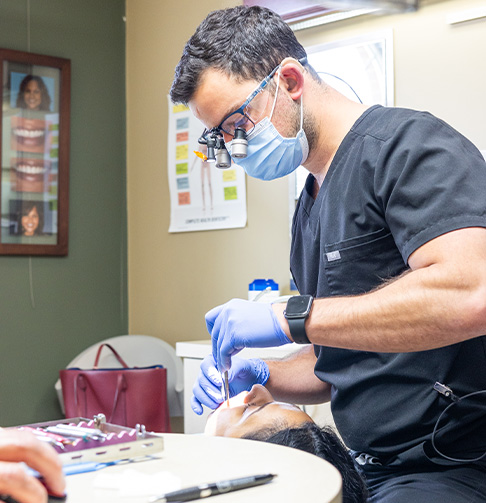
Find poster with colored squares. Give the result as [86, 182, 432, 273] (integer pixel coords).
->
[167, 97, 247, 233]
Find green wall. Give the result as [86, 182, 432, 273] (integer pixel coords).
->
[0, 0, 127, 426]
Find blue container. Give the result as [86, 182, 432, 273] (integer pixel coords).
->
[248, 279, 279, 301]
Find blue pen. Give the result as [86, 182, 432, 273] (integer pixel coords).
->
[23, 460, 119, 478]
[62, 460, 119, 475]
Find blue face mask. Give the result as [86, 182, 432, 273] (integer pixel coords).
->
[228, 71, 309, 181]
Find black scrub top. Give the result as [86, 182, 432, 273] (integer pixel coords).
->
[290, 105, 486, 469]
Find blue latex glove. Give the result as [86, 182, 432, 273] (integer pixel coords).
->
[206, 298, 291, 372]
[191, 354, 270, 415]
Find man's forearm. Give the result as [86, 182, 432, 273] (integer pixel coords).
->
[265, 345, 331, 404]
[274, 228, 486, 353]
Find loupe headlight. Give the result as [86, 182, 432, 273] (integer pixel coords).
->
[205, 135, 216, 163]
[198, 128, 233, 169]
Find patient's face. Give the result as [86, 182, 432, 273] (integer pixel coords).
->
[204, 384, 313, 437]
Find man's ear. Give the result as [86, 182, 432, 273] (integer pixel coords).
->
[279, 58, 305, 101]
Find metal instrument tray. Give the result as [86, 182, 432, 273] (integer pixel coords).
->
[14, 414, 164, 465]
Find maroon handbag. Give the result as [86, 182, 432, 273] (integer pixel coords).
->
[59, 343, 171, 432]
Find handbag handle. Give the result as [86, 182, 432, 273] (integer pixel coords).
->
[110, 374, 128, 424]
[93, 343, 129, 369]
[74, 374, 88, 417]
[73, 372, 128, 424]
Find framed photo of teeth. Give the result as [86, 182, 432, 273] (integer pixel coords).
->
[0, 48, 70, 255]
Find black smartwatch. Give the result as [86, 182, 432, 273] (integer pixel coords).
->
[284, 295, 314, 344]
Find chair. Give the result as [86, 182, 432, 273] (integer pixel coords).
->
[55, 335, 184, 417]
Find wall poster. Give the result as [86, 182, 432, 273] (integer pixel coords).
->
[167, 97, 247, 233]
[0, 48, 70, 255]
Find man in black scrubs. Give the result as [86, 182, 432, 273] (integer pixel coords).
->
[170, 6, 486, 502]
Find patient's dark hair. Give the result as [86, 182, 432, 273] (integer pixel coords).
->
[243, 422, 368, 503]
[170, 5, 319, 105]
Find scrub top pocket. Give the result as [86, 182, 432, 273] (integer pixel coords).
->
[323, 228, 407, 296]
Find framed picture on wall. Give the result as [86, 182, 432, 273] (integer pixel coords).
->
[0, 48, 70, 255]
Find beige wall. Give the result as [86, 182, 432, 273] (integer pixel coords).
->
[296, 0, 486, 147]
[126, 0, 486, 348]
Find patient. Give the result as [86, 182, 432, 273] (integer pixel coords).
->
[205, 384, 368, 503]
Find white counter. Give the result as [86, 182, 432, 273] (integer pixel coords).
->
[65, 433, 342, 503]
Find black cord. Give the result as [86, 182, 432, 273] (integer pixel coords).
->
[317, 71, 363, 104]
[431, 389, 486, 463]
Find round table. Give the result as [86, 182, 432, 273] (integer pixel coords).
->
[64, 433, 342, 502]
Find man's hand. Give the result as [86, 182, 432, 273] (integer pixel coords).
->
[206, 298, 291, 372]
[0, 429, 65, 503]
[191, 354, 270, 415]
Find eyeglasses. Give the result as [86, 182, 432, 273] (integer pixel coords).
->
[215, 64, 281, 137]
[215, 57, 308, 137]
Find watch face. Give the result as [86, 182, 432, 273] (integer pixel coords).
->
[286, 295, 313, 318]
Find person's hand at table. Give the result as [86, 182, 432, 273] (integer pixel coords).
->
[0, 428, 65, 503]
[206, 299, 291, 373]
[191, 354, 270, 414]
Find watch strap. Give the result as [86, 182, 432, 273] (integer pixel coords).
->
[287, 316, 311, 344]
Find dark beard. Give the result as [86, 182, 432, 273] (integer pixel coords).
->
[290, 97, 317, 154]
[303, 106, 318, 154]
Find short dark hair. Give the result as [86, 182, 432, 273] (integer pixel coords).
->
[243, 422, 368, 503]
[170, 5, 310, 105]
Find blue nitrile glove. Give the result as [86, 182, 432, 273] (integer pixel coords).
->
[191, 354, 270, 415]
[206, 298, 291, 373]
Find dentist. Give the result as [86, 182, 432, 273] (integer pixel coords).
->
[171, 6, 486, 502]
